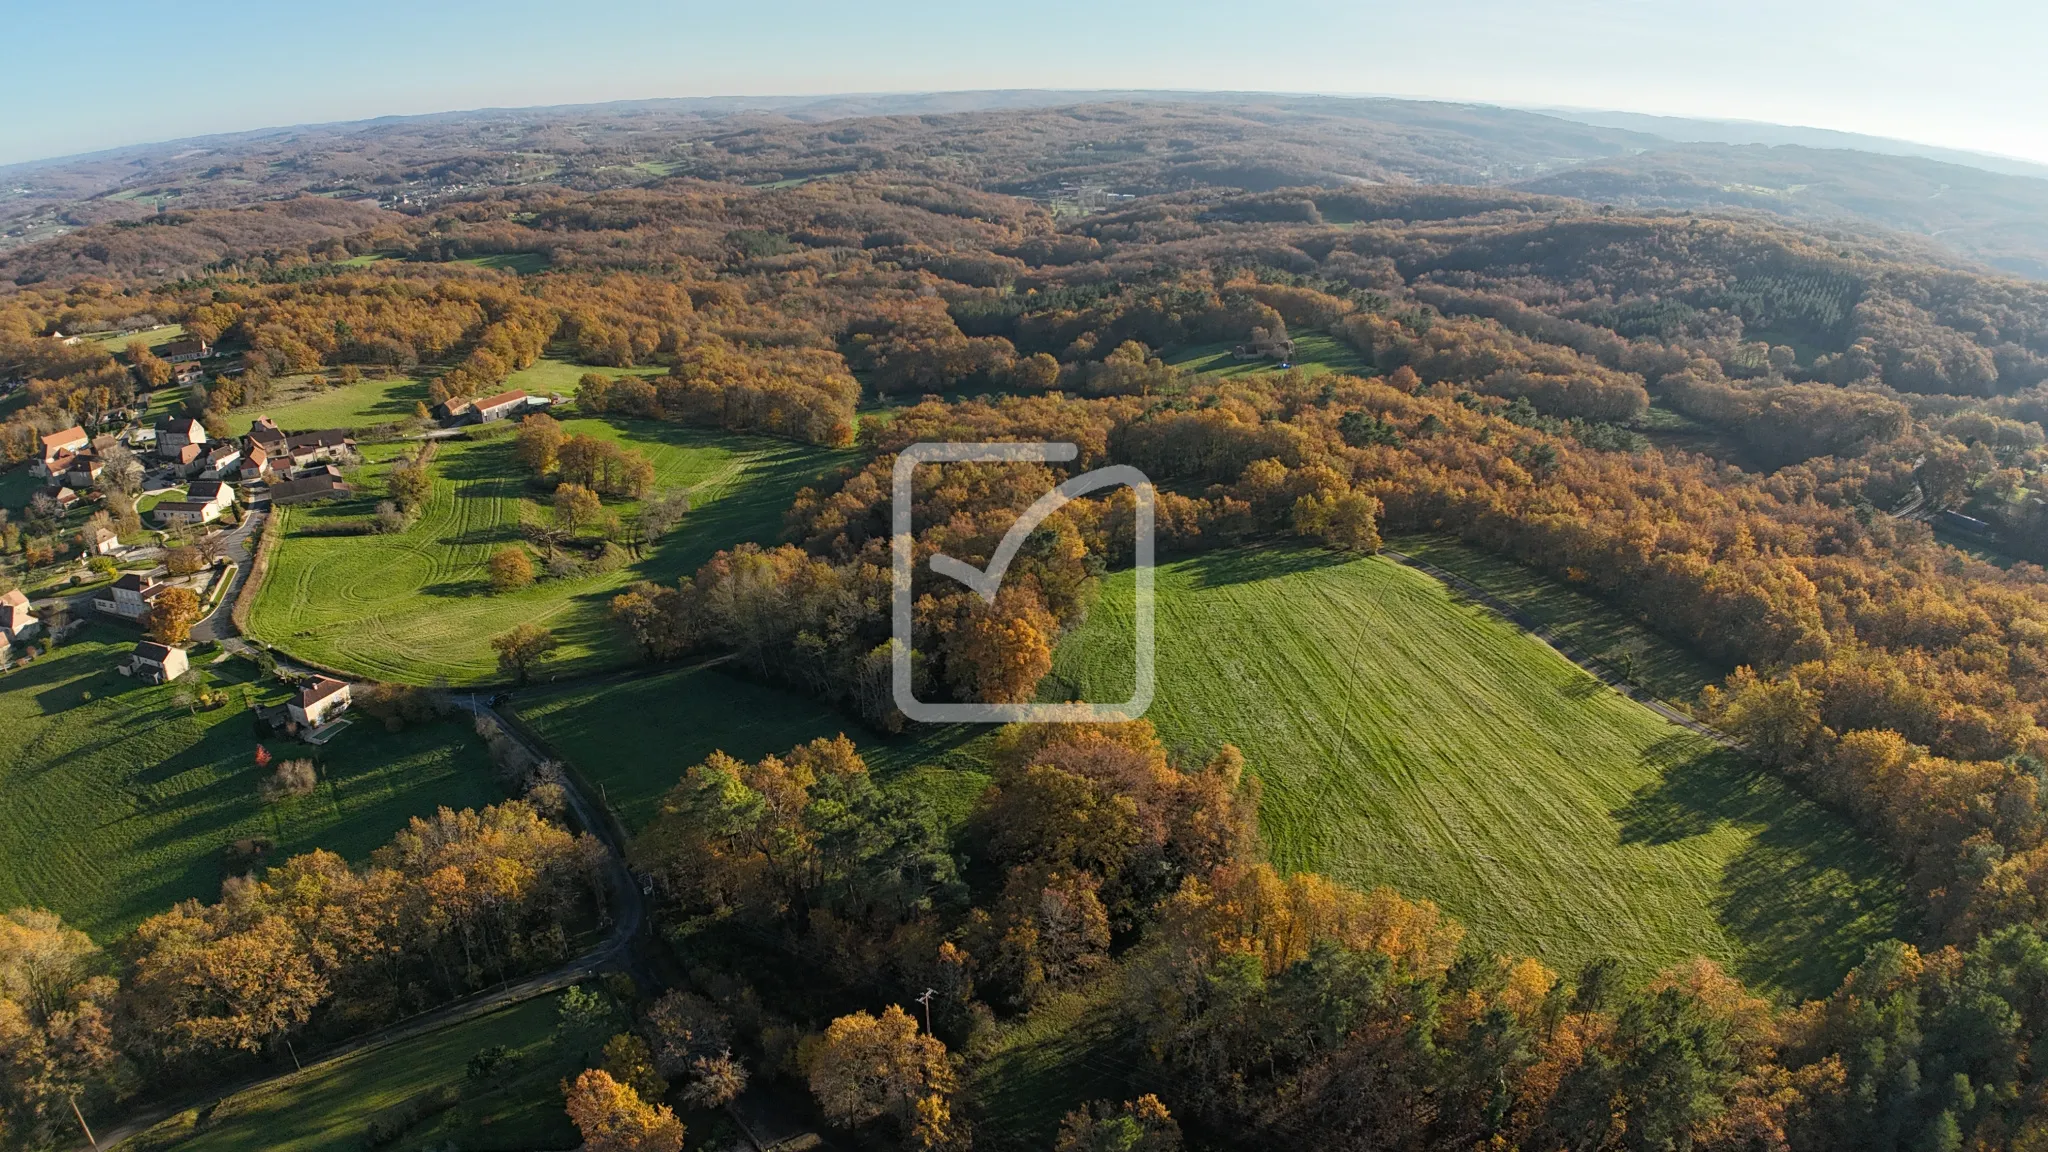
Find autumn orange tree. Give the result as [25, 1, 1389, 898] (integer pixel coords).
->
[806, 1005, 962, 1149]
[144, 586, 202, 646]
[561, 1068, 684, 1152]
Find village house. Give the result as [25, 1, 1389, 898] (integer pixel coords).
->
[170, 362, 206, 386]
[288, 676, 352, 730]
[33, 426, 88, 478]
[40, 486, 82, 512]
[433, 398, 475, 423]
[128, 642, 189, 684]
[201, 442, 242, 479]
[87, 526, 120, 556]
[159, 338, 213, 364]
[245, 417, 287, 457]
[237, 443, 274, 483]
[282, 429, 356, 467]
[166, 442, 205, 477]
[92, 572, 164, 620]
[269, 471, 352, 505]
[155, 417, 206, 460]
[152, 479, 234, 526]
[63, 453, 105, 488]
[474, 389, 536, 423]
[0, 590, 38, 646]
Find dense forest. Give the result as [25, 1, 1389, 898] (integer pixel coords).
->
[8, 101, 2048, 1149]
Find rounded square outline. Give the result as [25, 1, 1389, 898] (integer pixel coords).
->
[891, 441, 1154, 723]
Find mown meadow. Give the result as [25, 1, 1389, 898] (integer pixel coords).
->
[246, 417, 847, 683]
[1054, 548, 1911, 997]
[0, 628, 499, 938]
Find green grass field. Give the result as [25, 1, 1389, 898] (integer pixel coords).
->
[502, 355, 668, 396]
[132, 992, 586, 1152]
[247, 418, 848, 684]
[456, 252, 551, 275]
[1166, 331, 1374, 380]
[1053, 549, 1908, 997]
[0, 629, 502, 939]
[1391, 534, 1727, 703]
[246, 373, 432, 433]
[86, 323, 187, 356]
[513, 663, 991, 832]
[0, 464, 38, 512]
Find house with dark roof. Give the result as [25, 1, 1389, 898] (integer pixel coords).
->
[269, 472, 352, 505]
[282, 430, 356, 466]
[155, 417, 205, 460]
[201, 442, 242, 479]
[159, 339, 212, 363]
[128, 642, 188, 684]
[246, 417, 287, 456]
[92, 573, 164, 620]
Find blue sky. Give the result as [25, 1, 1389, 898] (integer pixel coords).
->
[1, 0, 2042, 167]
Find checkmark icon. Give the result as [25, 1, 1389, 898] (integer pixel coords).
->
[891, 441, 1158, 724]
[928, 466, 1138, 604]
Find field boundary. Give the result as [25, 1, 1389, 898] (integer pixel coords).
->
[1381, 548, 1742, 751]
[228, 510, 281, 634]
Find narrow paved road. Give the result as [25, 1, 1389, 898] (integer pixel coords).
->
[189, 491, 269, 644]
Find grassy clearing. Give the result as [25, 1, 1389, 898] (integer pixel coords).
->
[1166, 331, 1374, 380]
[86, 323, 187, 356]
[245, 373, 431, 433]
[513, 664, 992, 832]
[0, 628, 501, 939]
[969, 983, 1146, 1151]
[247, 419, 848, 684]
[1391, 534, 1726, 703]
[502, 355, 668, 397]
[456, 252, 550, 275]
[133, 992, 586, 1152]
[1054, 549, 1909, 997]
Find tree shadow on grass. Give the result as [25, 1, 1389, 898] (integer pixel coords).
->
[1179, 545, 1353, 589]
[1614, 741, 1916, 998]
[420, 579, 493, 598]
[439, 523, 523, 548]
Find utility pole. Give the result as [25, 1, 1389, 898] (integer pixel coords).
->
[68, 1095, 98, 1150]
[916, 987, 937, 1035]
[287, 1038, 303, 1071]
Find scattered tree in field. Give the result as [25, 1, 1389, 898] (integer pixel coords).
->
[515, 413, 564, 474]
[561, 1068, 684, 1152]
[164, 546, 204, 577]
[144, 586, 202, 645]
[257, 758, 317, 803]
[635, 489, 691, 542]
[488, 547, 535, 592]
[556, 435, 656, 498]
[491, 622, 558, 684]
[552, 483, 602, 533]
[386, 444, 435, 511]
